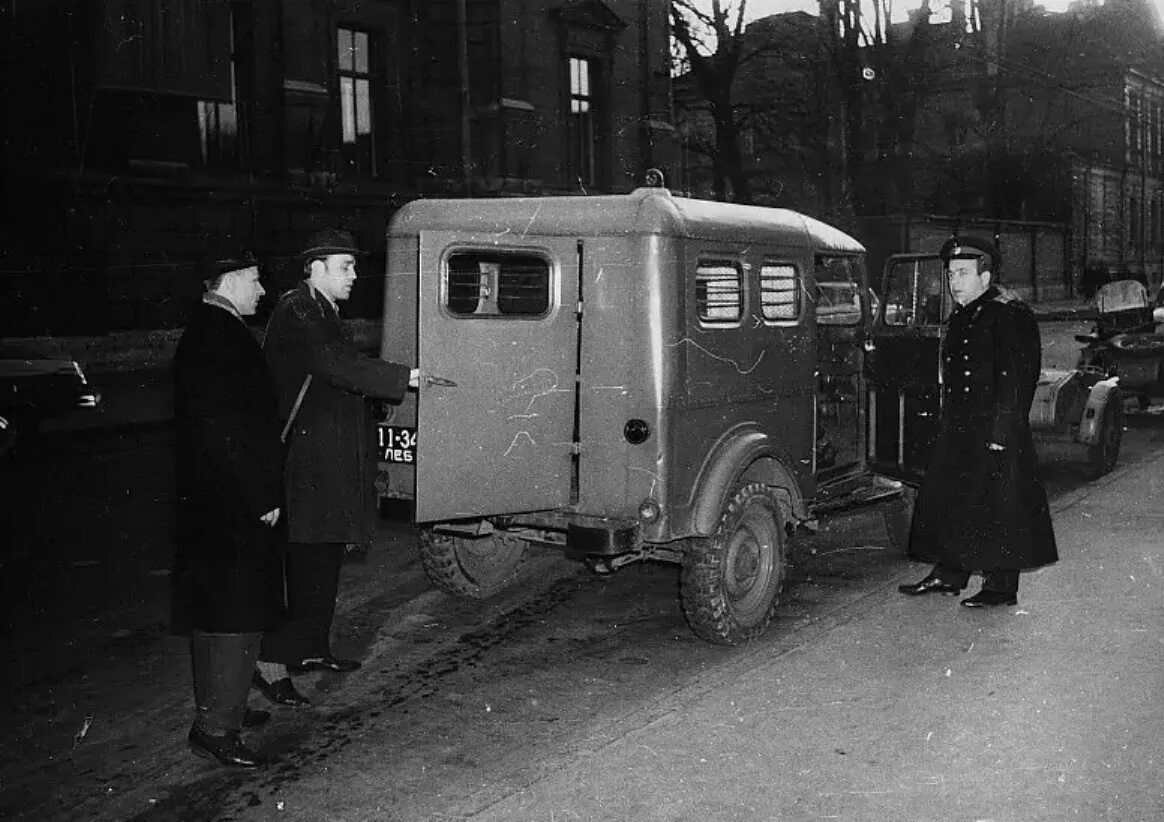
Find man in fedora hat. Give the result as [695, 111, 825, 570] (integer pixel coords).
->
[173, 249, 285, 766]
[252, 228, 418, 706]
[898, 235, 1057, 608]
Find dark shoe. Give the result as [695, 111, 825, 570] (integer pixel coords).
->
[898, 575, 963, 596]
[242, 708, 271, 728]
[188, 726, 268, 768]
[960, 590, 1018, 608]
[290, 655, 362, 673]
[251, 672, 312, 707]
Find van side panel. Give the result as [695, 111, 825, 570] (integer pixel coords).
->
[575, 234, 678, 527]
[667, 240, 816, 538]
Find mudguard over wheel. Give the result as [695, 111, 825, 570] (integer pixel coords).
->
[882, 484, 917, 554]
[680, 483, 786, 646]
[419, 529, 527, 599]
[1088, 397, 1124, 476]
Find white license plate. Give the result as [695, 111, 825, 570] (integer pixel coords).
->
[377, 424, 416, 463]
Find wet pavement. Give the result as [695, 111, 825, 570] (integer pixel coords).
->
[468, 444, 1164, 821]
[2, 427, 1162, 819]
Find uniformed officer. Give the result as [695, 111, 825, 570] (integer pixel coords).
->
[898, 236, 1058, 607]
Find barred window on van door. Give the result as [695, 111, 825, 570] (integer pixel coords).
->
[760, 264, 800, 321]
[445, 252, 551, 318]
[696, 263, 743, 323]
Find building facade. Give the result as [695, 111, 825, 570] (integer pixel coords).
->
[673, 0, 1164, 299]
[0, 0, 676, 335]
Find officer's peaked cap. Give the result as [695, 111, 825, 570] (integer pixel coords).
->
[939, 235, 999, 273]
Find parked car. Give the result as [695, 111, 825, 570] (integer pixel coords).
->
[0, 341, 101, 458]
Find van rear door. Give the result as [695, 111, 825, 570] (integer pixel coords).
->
[414, 232, 580, 523]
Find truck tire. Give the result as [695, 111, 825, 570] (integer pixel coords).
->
[883, 485, 917, 554]
[1088, 398, 1123, 476]
[419, 529, 527, 599]
[680, 483, 786, 646]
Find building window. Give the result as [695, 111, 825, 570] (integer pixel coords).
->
[1130, 91, 1144, 161]
[696, 262, 744, 323]
[568, 56, 596, 187]
[338, 27, 376, 178]
[1152, 103, 1160, 175]
[198, 98, 238, 168]
[1131, 197, 1140, 250]
[197, 5, 248, 169]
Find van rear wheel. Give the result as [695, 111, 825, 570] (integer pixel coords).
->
[419, 529, 527, 599]
[680, 483, 786, 646]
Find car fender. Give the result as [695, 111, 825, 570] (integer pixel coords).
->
[686, 423, 807, 537]
[1078, 377, 1122, 446]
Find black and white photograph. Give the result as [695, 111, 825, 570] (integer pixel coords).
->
[2, 0, 1163, 818]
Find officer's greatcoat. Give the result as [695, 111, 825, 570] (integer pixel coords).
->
[908, 285, 1058, 572]
[264, 283, 410, 544]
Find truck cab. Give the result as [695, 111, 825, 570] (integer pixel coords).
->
[378, 186, 904, 645]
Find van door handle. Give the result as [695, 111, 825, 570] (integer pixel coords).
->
[425, 375, 458, 387]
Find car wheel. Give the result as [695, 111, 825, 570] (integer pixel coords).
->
[419, 528, 527, 599]
[680, 483, 786, 646]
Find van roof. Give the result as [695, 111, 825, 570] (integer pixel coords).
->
[389, 188, 865, 255]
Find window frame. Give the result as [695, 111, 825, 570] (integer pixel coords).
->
[813, 256, 864, 328]
[197, 3, 250, 171]
[439, 248, 557, 321]
[337, 25, 378, 179]
[567, 55, 597, 187]
[694, 259, 746, 327]
[757, 262, 803, 325]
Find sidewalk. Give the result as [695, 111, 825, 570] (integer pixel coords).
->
[455, 453, 1164, 820]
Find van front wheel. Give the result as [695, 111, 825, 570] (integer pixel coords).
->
[419, 529, 527, 599]
[680, 483, 786, 646]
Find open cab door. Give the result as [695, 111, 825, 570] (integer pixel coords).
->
[866, 254, 951, 482]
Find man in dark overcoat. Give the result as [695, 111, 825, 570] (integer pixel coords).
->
[173, 251, 284, 767]
[252, 229, 417, 705]
[899, 236, 1058, 607]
